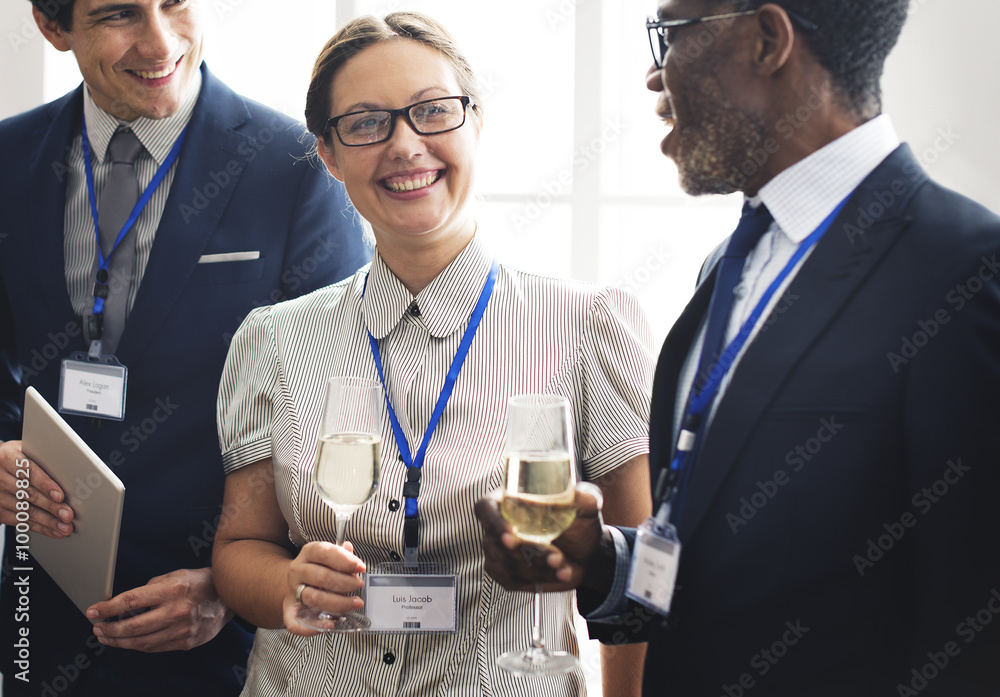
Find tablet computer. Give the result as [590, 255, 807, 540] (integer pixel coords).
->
[21, 386, 125, 618]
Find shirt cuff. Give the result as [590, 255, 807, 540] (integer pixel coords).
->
[584, 525, 631, 623]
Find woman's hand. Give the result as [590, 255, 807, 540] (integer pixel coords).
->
[282, 540, 367, 636]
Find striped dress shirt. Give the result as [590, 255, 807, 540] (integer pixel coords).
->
[217, 234, 654, 696]
[63, 74, 201, 326]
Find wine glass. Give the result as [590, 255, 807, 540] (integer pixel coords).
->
[496, 394, 580, 676]
[297, 376, 382, 632]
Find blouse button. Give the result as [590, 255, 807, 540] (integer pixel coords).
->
[389, 551, 402, 562]
[388, 499, 400, 512]
[410, 303, 421, 317]
[383, 652, 396, 665]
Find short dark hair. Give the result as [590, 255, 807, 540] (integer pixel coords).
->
[29, 0, 76, 31]
[722, 0, 909, 118]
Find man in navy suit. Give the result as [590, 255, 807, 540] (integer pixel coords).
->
[478, 0, 1000, 694]
[0, 1, 369, 694]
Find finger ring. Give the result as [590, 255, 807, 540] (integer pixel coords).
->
[295, 583, 307, 604]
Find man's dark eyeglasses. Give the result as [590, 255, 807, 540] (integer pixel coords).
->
[324, 96, 474, 147]
[646, 8, 818, 68]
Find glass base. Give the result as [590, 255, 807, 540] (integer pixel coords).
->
[296, 606, 370, 633]
[496, 648, 579, 676]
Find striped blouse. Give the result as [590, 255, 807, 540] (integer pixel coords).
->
[217, 234, 654, 696]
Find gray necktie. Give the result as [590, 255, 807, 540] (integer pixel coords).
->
[97, 128, 144, 354]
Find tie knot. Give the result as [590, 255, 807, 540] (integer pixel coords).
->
[107, 129, 144, 165]
[725, 202, 773, 259]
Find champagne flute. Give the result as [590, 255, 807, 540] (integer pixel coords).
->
[496, 394, 580, 676]
[297, 376, 381, 632]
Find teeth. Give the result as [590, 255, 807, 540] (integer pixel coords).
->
[133, 64, 177, 80]
[386, 173, 439, 192]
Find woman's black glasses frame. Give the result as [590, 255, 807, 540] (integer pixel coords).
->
[324, 96, 474, 147]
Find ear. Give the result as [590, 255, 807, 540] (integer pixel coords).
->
[33, 7, 73, 52]
[317, 137, 345, 182]
[752, 3, 796, 76]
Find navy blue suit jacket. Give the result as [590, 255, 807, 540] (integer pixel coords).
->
[589, 146, 1000, 695]
[0, 65, 369, 696]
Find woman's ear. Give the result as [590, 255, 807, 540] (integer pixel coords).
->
[317, 137, 345, 182]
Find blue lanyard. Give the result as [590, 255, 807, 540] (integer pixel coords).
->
[364, 257, 499, 561]
[81, 115, 188, 319]
[655, 195, 852, 519]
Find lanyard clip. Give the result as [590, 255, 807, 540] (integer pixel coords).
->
[402, 466, 421, 498]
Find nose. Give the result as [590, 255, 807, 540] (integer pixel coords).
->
[646, 62, 665, 93]
[385, 114, 425, 159]
[137, 11, 178, 60]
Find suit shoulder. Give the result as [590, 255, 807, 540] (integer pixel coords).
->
[0, 90, 79, 145]
[904, 180, 1000, 254]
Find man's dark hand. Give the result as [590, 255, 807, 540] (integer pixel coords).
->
[475, 482, 616, 595]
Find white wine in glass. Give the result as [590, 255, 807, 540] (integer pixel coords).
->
[496, 395, 580, 676]
[297, 377, 381, 633]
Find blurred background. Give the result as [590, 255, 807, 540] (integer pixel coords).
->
[2, 0, 997, 690]
[4, 0, 996, 347]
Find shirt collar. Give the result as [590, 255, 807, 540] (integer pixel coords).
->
[363, 234, 494, 340]
[753, 114, 901, 243]
[82, 69, 202, 166]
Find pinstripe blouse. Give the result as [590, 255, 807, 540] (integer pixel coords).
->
[217, 235, 654, 696]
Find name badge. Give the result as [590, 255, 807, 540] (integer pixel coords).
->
[626, 517, 681, 616]
[365, 564, 458, 633]
[59, 353, 127, 421]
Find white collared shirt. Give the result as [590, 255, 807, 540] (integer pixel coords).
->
[63, 72, 202, 321]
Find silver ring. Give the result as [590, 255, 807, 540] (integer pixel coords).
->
[295, 583, 307, 604]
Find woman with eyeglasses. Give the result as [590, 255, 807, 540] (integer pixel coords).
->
[212, 12, 653, 696]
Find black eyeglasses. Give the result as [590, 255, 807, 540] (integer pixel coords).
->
[646, 8, 818, 68]
[324, 96, 474, 147]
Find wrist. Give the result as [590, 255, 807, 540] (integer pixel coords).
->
[581, 525, 617, 596]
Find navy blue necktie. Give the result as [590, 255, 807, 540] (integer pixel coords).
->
[696, 201, 774, 387]
[672, 202, 774, 520]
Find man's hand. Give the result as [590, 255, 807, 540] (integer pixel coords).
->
[0, 440, 74, 538]
[475, 482, 615, 594]
[86, 567, 232, 652]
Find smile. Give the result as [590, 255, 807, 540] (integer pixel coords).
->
[128, 60, 180, 80]
[381, 170, 442, 192]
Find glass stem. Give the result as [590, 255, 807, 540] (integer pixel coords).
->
[530, 584, 547, 654]
[334, 512, 348, 546]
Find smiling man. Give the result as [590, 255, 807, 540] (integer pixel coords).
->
[0, 1, 369, 695]
[477, 0, 1000, 694]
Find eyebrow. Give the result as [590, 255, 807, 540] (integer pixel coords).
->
[339, 87, 454, 115]
[87, 3, 140, 18]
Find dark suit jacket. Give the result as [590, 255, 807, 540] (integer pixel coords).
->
[0, 65, 370, 696]
[590, 146, 1000, 696]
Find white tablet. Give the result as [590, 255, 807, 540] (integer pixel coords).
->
[21, 386, 125, 618]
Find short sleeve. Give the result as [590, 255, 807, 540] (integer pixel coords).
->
[574, 287, 655, 480]
[217, 305, 279, 474]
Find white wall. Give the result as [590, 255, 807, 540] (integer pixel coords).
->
[3, 0, 997, 213]
[0, 2, 45, 119]
[883, 0, 1000, 214]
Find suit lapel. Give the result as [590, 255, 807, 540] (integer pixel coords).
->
[27, 88, 85, 332]
[649, 267, 717, 480]
[674, 146, 928, 540]
[115, 66, 253, 365]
